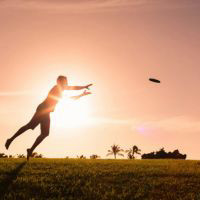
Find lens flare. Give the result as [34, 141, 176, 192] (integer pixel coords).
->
[51, 92, 91, 129]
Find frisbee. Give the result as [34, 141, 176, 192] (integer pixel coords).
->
[149, 78, 161, 83]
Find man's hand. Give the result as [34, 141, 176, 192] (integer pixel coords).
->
[85, 84, 93, 90]
[82, 90, 91, 96]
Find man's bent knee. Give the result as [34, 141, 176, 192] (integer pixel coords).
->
[29, 125, 36, 130]
[22, 123, 33, 130]
[41, 132, 49, 138]
[26, 122, 38, 130]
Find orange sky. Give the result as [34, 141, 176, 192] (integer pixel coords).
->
[0, 0, 200, 159]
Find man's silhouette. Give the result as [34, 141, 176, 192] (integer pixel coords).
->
[5, 76, 92, 160]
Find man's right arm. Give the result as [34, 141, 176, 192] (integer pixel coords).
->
[70, 90, 91, 100]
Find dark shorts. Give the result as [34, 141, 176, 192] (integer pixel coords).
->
[28, 106, 50, 136]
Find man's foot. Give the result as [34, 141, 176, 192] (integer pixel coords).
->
[27, 149, 32, 161]
[5, 139, 12, 150]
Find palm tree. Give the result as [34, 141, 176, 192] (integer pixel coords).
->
[77, 155, 86, 159]
[126, 145, 141, 159]
[106, 144, 124, 159]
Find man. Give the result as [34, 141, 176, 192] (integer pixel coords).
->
[5, 75, 92, 160]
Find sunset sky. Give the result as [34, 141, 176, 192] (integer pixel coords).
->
[0, 0, 200, 159]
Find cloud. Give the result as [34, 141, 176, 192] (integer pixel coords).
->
[0, 0, 199, 14]
[0, 0, 147, 11]
[0, 91, 38, 96]
[91, 117, 133, 125]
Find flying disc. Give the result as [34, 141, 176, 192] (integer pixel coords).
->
[149, 78, 161, 83]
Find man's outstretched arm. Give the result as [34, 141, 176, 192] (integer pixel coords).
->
[70, 90, 91, 100]
[65, 84, 92, 90]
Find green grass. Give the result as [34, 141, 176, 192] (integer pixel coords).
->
[0, 159, 200, 200]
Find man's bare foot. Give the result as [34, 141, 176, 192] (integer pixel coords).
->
[27, 149, 32, 161]
[5, 139, 12, 150]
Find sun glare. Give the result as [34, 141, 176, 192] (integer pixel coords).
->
[51, 91, 91, 128]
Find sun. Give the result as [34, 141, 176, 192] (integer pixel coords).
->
[51, 91, 91, 128]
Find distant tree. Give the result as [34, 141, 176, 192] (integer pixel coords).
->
[90, 154, 100, 159]
[155, 148, 167, 159]
[106, 144, 124, 159]
[66, 156, 69, 159]
[142, 148, 186, 159]
[36, 154, 43, 158]
[17, 154, 25, 158]
[0, 153, 8, 158]
[142, 151, 155, 159]
[32, 152, 43, 158]
[32, 152, 38, 158]
[9, 155, 13, 158]
[126, 145, 141, 159]
[171, 149, 186, 159]
[77, 155, 86, 159]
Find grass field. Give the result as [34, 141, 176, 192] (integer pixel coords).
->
[0, 159, 200, 200]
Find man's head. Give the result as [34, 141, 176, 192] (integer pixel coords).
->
[57, 75, 68, 89]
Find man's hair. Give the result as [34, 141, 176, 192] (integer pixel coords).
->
[57, 75, 67, 83]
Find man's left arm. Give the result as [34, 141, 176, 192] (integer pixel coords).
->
[65, 84, 92, 90]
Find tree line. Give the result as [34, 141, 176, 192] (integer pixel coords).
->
[141, 148, 187, 159]
[0, 145, 187, 159]
[0, 152, 43, 158]
[105, 145, 186, 159]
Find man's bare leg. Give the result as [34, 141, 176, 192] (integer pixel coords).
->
[5, 124, 31, 150]
[27, 113, 50, 161]
[27, 134, 47, 161]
